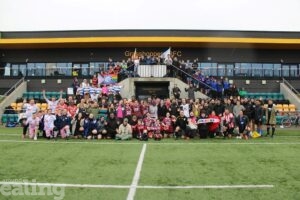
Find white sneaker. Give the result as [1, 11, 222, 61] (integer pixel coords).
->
[34, 135, 37, 141]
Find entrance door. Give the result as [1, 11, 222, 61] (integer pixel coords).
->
[135, 81, 169, 100]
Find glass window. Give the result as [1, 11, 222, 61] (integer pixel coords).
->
[99, 63, 106, 72]
[11, 64, 19, 76]
[35, 63, 46, 76]
[199, 63, 210, 76]
[90, 62, 101, 76]
[199, 63, 217, 76]
[56, 63, 71, 76]
[235, 63, 251, 77]
[251, 63, 263, 77]
[4, 63, 11, 76]
[217, 64, 226, 77]
[282, 65, 290, 77]
[226, 64, 234, 77]
[81, 64, 89, 76]
[210, 63, 217, 76]
[46, 63, 57, 76]
[290, 65, 298, 77]
[73, 63, 89, 76]
[56, 63, 66, 75]
[19, 64, 26, 76]
[66, 63, 72, 76]
[273, 64, 281, 77]
[263, 64, 273, 77]
[27, 63, 35, 76]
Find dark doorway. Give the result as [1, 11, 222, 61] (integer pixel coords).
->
[135, 81, 169, 100]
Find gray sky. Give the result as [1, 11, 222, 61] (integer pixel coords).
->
[1, 0, 300, 32]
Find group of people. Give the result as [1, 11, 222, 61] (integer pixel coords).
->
[20, 85, 279, 141]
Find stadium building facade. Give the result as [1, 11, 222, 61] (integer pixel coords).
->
[0, 30, 300, 94]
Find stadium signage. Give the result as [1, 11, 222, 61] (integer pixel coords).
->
[124, 50, 182, 58]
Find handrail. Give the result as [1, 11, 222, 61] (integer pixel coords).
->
[3, 77, 25, 97]
[170, 64, 215, 90]
[282, 78, 300, 96]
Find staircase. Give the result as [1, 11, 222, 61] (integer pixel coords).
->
[118, 77, 208, 99]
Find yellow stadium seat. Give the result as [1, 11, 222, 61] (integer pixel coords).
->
[289, 108, 296, 112]
[289, 104, 296, 109]
[282, 104, 289, 108]
[17, 102, 23, 107]
[283, 108, 289, 112]
[10, 103, 17, 110]
[41, 103, 48, 111]
[276, 104, 283, 112]
[16, 103, 23, 112]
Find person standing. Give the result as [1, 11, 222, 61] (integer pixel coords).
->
[235, 111, 250, 140]
[265, 99, 276, 137]
[185, 84, 197, 100]
[254, 100, 264, 135]
[22, 99, 39, 139]
[172, 84, 181, 99]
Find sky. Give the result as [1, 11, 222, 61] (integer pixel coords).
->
[0, 0, 300, 32]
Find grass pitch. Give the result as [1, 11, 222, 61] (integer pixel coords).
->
[0, 127, 299, 200]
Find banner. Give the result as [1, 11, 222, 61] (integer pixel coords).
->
[102, 73, 118, 84]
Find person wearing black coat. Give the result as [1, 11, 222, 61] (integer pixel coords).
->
[105, 112, 119, 139]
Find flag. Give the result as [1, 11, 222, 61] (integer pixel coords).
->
[160, 47, 171, 59]
[132, 48, 137, 60]
[98, 73, 104, 84]
[102, 74, 118, 84]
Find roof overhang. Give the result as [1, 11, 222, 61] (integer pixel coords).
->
[1, 30, 300, 49]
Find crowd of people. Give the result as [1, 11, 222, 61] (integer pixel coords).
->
[20, 85, 280, 141]
[18, 56, 284, 141]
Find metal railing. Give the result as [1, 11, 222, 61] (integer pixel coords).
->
[170, 64, 214, 90]
[282, 78, 300, 96]
[3, 77, 25, 97]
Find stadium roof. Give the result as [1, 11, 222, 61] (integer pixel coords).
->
[1, 30, 300, 49]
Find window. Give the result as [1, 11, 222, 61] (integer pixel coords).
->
[282, 65, 290, 77]
[199, 62, 217, 76]
[251, 63, 263, 77]
[46, 63, 57, 76]
[4, 63, 11, 76]
[219, 63, 234, 77]
[235, 63, 251, 77]
[290, 65, 298, 77]
[56, 63, 72, 76]
[35, 63, 46, 76]
[89, 62, 102, 76]
[81, 64, 89, 76]
[11, 63, 26, 76]
[263, 64, 273, 77]
[273, 64, 281, 77]
[11, 64, 19, 76]
[73, 63, 89, 76]
[27, 63, 35, 76]
[217, 64, 225, 77]
[226, 64, 234, 77]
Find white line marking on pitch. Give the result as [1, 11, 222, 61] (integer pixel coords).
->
[0, 182, 274, 189]
[0, 182, 129, 188]
[0, 139, 299, 145]
[127, 143, 147, 200]
[138, 185, 274, 189]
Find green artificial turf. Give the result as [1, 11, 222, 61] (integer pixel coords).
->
[0, 126, 299, 200]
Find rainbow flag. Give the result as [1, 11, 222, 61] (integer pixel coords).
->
[102, 73, 118, 84]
